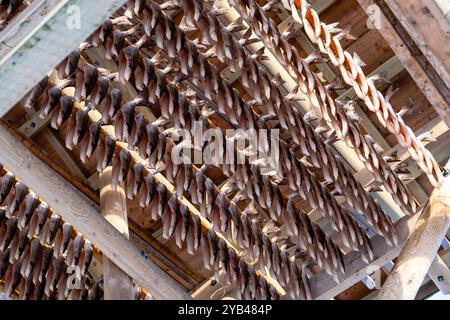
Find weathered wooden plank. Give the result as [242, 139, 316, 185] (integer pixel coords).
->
[357, 0, 450, 126]
[0, 0, 127, 114]
[384, 0, 450, 86]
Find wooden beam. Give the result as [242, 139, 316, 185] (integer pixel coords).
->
[41, 128, 87, 180]
[99, 166, 135, 300]
[18, 107, 87, 180]
[0, 124, 191, 300]
[357, 0, 450, 126]
[18, 112, 50, 138]
[378, 158, 450, 299]
[383, 0, 450, 86]
[427, 254, 450, 295]
[0, 0, 127, 115]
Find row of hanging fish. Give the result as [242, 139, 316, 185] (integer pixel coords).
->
[278, 0, 443, 187]
[44, 16, 370, 288]
[45, 45, 350, 285]
[23, 79, 290, 300]
[229, 0, 417, 217]
[27, 4, 380, 296]
[28, 81, 309, 299]
[123, 0, 400, 248]
[0, 166, 95, 299]
[164, 0, 412, 225]
[94, 3, 395, 250]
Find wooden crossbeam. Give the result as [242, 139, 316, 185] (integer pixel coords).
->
[19, 107, 87, 180]
[0, 124, 191, 300]
[362, 248, 450, 300]
[0, 0, 127, 115]
[384, 0, 450, 87]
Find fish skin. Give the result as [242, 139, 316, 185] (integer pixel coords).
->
[238, 257, 249, 294]
[89, 76, 110, 108]
[58, 95, 74, 126]
[118, 45, 140, 83]
[195, 170, 206, 205]
[41, 85, 62, 118]
[186, 225, 195, 255]
[118, 149, 132, 184]
[6, 261, 21, 296]
[65, 117, 77, 150]
[1, 218, 17, 251]
[35, 204, 49, 236]
[144, 173, 157, 206]
[8, 181, 27, 214]
[201, 233, 211, 270]
[25, 238, 42, 278]
[167, 192, 180, 239]
[103, 136, 116, 170]
[156, 183, 168, 217]
[86, 121, 102, 159]
[132, 163, 144, 196]
[156, 132, 167, 162]
[229, 201, 240, 241]
[180, 204, 190, 243]
[0, 208, 5, 225]
[48, 214, 62, 243]
[81, 241, 94, 275]
[81, 65, 99, 99]
[240, 213, 251, 248]
[193, 214, 201, 250]
[207, 228, 218, 267]
[15, 227, 29, 261]
[109, 89, 122, 119]
[218, 237, 228, 274]
[60, 222, 73, 256]
[25, 75, 49, 109]
[0, 248, 10, 278]
[73, 108, 90, 146]
[146, 123, 159, 160]
[0, 172, 15, 204]
[183, 163, 193, 192]
[130, 113, 145, 148]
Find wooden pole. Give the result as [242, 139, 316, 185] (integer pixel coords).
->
[378, 159, 450, 300]
[0, 124, 191, 300]
[99, 166, 135, 300]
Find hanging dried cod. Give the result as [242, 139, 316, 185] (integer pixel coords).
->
[0, 165, 94, 300]
[277, 0, 443, 187]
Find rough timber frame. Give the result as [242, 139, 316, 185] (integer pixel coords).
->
[0, 0, 448, 300]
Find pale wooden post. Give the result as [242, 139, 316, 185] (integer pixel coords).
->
[100, 166, 135, 300]
[378, 159, 450, 300]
